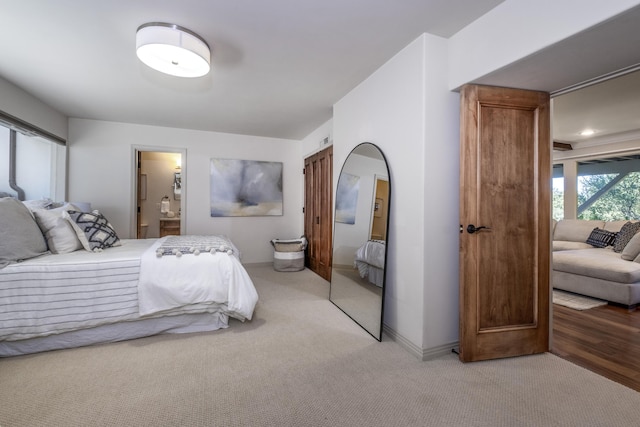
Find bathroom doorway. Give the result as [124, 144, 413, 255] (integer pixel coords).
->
[133, 148, 185, 239]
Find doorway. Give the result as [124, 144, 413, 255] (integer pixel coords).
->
[548, 71, 640, 386]
[133, 148, 186, 239]
[370, 176, 389, 241]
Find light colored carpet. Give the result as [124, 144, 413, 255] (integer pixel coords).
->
[1, 266, 640, 427]
[553, 289, 608, 310]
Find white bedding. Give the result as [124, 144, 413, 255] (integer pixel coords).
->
[0, 236, 258, 347]
[354, 240, 386, 277]
[138, 236, 258, 321]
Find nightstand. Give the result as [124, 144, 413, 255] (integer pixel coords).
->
[159, 218, 181, 237]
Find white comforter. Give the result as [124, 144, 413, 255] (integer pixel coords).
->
[354, 240, 386, 278]
[138, 236, 258, 321]
[0, 236, 258, 343]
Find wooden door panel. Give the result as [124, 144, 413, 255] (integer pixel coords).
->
[304, 146, 332, 281]
[478, 106, 536, 329]
[459, 84, 551, 362]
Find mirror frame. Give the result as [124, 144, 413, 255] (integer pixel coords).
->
[329, 142, 391, 341]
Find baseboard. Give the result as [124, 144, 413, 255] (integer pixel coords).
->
[383, 324, 459, 361]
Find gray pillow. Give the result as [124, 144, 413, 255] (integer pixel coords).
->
[0, 197, 48, 268]
[613, 221, 640, 253]
[623, 232, 640, 261]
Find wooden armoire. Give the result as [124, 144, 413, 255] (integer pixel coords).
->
[304, 146, 333, 281]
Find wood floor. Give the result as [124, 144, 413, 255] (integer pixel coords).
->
[552, 303, 640, 392]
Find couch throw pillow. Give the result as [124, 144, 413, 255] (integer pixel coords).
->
[63, 210, 121, 252]
[613, 221, 640, 253]
[0, 197, 48, 268]
[622, 232, 640, 261]
[585, 227, 617, 248]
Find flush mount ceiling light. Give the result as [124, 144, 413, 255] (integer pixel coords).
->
[579, 129, 596, 136]
[136, 22, 210, 78]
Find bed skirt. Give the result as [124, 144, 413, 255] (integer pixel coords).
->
[0, 311, 228, 357]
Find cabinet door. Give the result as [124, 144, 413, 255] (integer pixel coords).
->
[304, 146, 333, 281]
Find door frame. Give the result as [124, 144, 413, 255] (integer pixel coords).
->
[130, 145, 187, 238]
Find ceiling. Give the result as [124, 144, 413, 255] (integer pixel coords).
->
[552, 70, 640, 148]
[0, 0, 505, 140]
[2, 1, 640, 144]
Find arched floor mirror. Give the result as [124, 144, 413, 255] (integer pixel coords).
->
[330, 142, 391, 341]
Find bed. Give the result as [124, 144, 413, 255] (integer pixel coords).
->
[354, 239, 386, 287]
[0, 197, 258, 357]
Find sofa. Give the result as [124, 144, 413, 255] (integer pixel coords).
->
[553, 219, 640, 310]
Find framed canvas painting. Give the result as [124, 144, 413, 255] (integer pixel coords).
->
[335, 173, 359, 224]
[210, 158, 283, 217]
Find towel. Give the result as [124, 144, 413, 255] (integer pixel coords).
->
[160, 200, 170, 214]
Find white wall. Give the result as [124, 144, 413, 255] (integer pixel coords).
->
[420, 36, 461, 355]
[301, 118, 333, 159]
[448, 0, 640, 89]
[334, 34, 439, 352]
[0, 76, 68, 141]
[68, 118, 302, 264]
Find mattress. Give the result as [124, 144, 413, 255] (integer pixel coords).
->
[0, 239, 152, 341]
[0, 236, 258, 348]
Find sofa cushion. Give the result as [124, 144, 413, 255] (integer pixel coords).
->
[586, 227, 617, 248]
[554, 219, 605, 242]
[553, 241, 594, 251]
[623, 232, 640, 260]
[553, 248, 640, 283]
[603, 220, 632, 233]
[613, 221, 640, 253]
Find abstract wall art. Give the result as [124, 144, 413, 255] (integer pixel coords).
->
[210, 158, 283, 217]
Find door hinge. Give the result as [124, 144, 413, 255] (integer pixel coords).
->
[302, 207, 305, 213]
[303, 167, 306, 175]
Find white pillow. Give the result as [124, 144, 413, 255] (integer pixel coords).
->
[32, 204, 83, 254]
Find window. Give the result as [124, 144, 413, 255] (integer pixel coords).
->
[552, 163, 564, 220]
[576, 155, 640, 221]
[0, 123, 66, 201]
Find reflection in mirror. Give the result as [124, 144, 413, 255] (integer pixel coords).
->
[330, 142, 390, 341]
[173, 172, 182, 201]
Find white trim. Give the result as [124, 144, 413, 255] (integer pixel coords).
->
[382, 324, 459, 361]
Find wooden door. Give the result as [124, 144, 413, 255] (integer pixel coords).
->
[304, 146, 333, 281]
[459, 84, 551, 362]
[370, 178, 389, 240]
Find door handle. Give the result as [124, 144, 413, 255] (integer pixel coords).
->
[467, 224, 490, 234]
